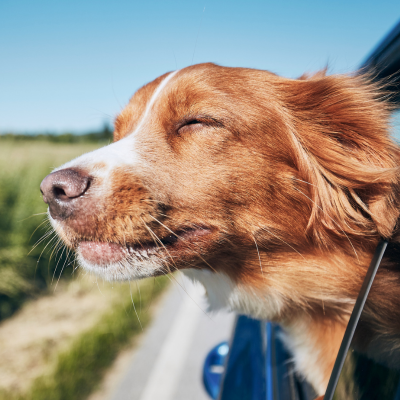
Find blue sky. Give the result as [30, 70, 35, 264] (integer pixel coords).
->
[1, 0, 400, 133]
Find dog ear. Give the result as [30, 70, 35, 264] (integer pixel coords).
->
[281, 72, 400, 245]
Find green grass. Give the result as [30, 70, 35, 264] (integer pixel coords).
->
[0, 276, 169, 400]
[0, 139, 107, 319]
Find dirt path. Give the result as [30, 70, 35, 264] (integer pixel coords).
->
[0, 275, 129, 394]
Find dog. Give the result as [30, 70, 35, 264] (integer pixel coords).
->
[40, 63, 400, 396]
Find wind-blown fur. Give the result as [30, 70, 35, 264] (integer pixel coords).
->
[41, 64, 400, 397]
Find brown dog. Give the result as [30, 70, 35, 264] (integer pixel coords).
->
[40, 63, 400, 396]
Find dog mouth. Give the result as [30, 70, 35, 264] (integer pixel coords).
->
[77, 227, 212, 267]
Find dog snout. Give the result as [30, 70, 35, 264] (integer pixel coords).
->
[40, 168, 91, 220]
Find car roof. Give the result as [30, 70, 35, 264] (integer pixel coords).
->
[361, 20, 400, 104]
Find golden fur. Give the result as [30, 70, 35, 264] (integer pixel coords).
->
[42, 64, 400, 396]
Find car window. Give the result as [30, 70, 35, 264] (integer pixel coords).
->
[334, 350, 400, 400]
[331, 241, 400, 400]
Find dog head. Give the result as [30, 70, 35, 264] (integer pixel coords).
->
[40, 63, 400, 317]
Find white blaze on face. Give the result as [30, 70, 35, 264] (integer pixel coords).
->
[54, 69, 180, 179]
[48, 69, 181, 279]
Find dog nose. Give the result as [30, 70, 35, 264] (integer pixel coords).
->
[40, 169, 91, 220]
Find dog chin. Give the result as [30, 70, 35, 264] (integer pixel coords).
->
[76, 250, 164, 281]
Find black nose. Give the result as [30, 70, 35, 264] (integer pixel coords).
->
[40, 168, 91, 220]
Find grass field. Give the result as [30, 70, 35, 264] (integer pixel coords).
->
[0, 139, 107, 319]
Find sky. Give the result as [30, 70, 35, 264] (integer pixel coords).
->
[1, 0, 400, 133]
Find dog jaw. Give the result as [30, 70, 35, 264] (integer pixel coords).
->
[76, 241, 165, 281]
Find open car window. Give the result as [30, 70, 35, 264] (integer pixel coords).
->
[325, 241, 400, 400]
[333, 343, 400, 400]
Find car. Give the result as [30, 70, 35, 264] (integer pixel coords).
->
[203, 19, 400, 400]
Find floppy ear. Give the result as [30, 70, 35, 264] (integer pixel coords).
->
[280, 72, 400, 245]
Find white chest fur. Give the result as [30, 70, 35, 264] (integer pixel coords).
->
[183, 269, 284, 320]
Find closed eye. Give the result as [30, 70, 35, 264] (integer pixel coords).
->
[186, 119, 202, 125]
[177, 119, 205, 135]
[177, 116, 222, 135]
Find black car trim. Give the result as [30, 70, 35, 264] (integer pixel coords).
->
[323, 239, 388, 400]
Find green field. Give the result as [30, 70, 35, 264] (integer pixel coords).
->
[0, 139, 107, 318]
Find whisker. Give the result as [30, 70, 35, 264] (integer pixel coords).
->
[142, 218, 211, 319]
[141, 218, 179, 275]
[48, 238, 64, 277]
[129, 282, 143, 331]
[49, 237, 63, 263]
[252, 234, 265, 280]
[73, 261, 81, 274]
[138, 227, 210, 317]
[18, 212, 48, 223]
[140, 222, 183, 282]
[28, 226, 55, 254]
[136, 281, 142, 313]
[34, 232, 58, 279]
[159, 267, 212, 319]
[95, 277, 105, 297]
[28, 218, 50, 241]
[261, 226, 306, 260]
[54, 247, 72, 290]
[52, 244, 67, 286]
[71, 253, 78, 277]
